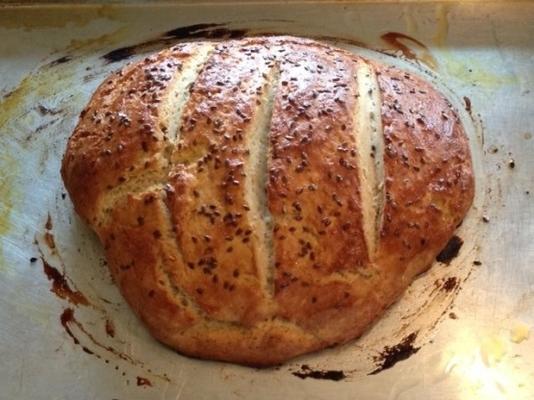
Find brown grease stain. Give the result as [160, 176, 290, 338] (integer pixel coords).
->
[105, 319, 116, 338]
[44, 232, 56, 250]
[39, 216, 89, 305]
[46, 56, 72, 68]
[44, 214, 56, 250]
[463, 96, 472, 113]
[136, 376, 153, 387]
[370, 332, 420, 375]
[45, 213, 53, 230]
[59, 308, 171, 383]
[60, 308, 98, 357]
[40, 217, 137, 369]
[381, 32, 438, 70]
[60, 307, 135, 363]
[428, 266, 475, 332]
[42, 257, 89, 306]
[398, 277, 444, 323]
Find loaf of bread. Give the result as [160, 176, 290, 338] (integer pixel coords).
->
[61, 36, 474, 366]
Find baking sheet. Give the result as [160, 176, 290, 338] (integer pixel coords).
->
[0, 1, 533, 399]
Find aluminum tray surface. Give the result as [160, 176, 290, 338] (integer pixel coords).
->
[0, 2, 533, 399]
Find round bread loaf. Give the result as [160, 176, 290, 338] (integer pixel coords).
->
[61, 36, 474, 366]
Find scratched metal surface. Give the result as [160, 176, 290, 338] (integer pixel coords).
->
[0, 2, 533, 399]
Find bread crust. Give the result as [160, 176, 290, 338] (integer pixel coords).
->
[61, 36, 474, 366]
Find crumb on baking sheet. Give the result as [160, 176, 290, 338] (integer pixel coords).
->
[510, 322, 530, 344]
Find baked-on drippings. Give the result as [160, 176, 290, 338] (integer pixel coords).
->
[62, 36, 474, 366]
[42, 257, 89, 306]
[370, 332, 421, 375]
[292, 365, 347, 381]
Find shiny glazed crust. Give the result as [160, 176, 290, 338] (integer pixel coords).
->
[61, 36, 474, 366]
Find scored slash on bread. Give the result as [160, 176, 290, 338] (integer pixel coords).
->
[61, 36, 474, 366]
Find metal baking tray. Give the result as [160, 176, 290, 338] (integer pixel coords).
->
[1, 1, 533, 399]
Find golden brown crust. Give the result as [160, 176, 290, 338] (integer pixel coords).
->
[61, 36, 474, 366]
[164, 40, 276, 324]
[100, 192, 199, 333]
[373, 63, 474, 283]
[267, 40, 373, 337]
[61, 43, 206, 224]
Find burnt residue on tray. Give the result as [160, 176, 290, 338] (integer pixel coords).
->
[39, 215, 89, 305]
[436, 235, 463, 264]
[463, 96, 472, 113]
[292, 365, 347, 381]
[165, 23, 247, 40]
[441, 276, 458, 292]
[45, 213, 53, 230]
[103, 46, 136, 64]
[136, 376, 153, 387]
[59, 308, 171, 383]
[39, 215, 169, 383]
[61, 308, 98, 356]
[105, 319, 116, 338]
[488, 145, 499, 154]
[44, 214, 56, 253]
[47, 55, 72, 67]
[102, 23, 249, 63]
[60, 307, 134, 362]
[37, 104, 62, 116]
[44, 231, 56, 250]
[369, 332, 420, 375]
